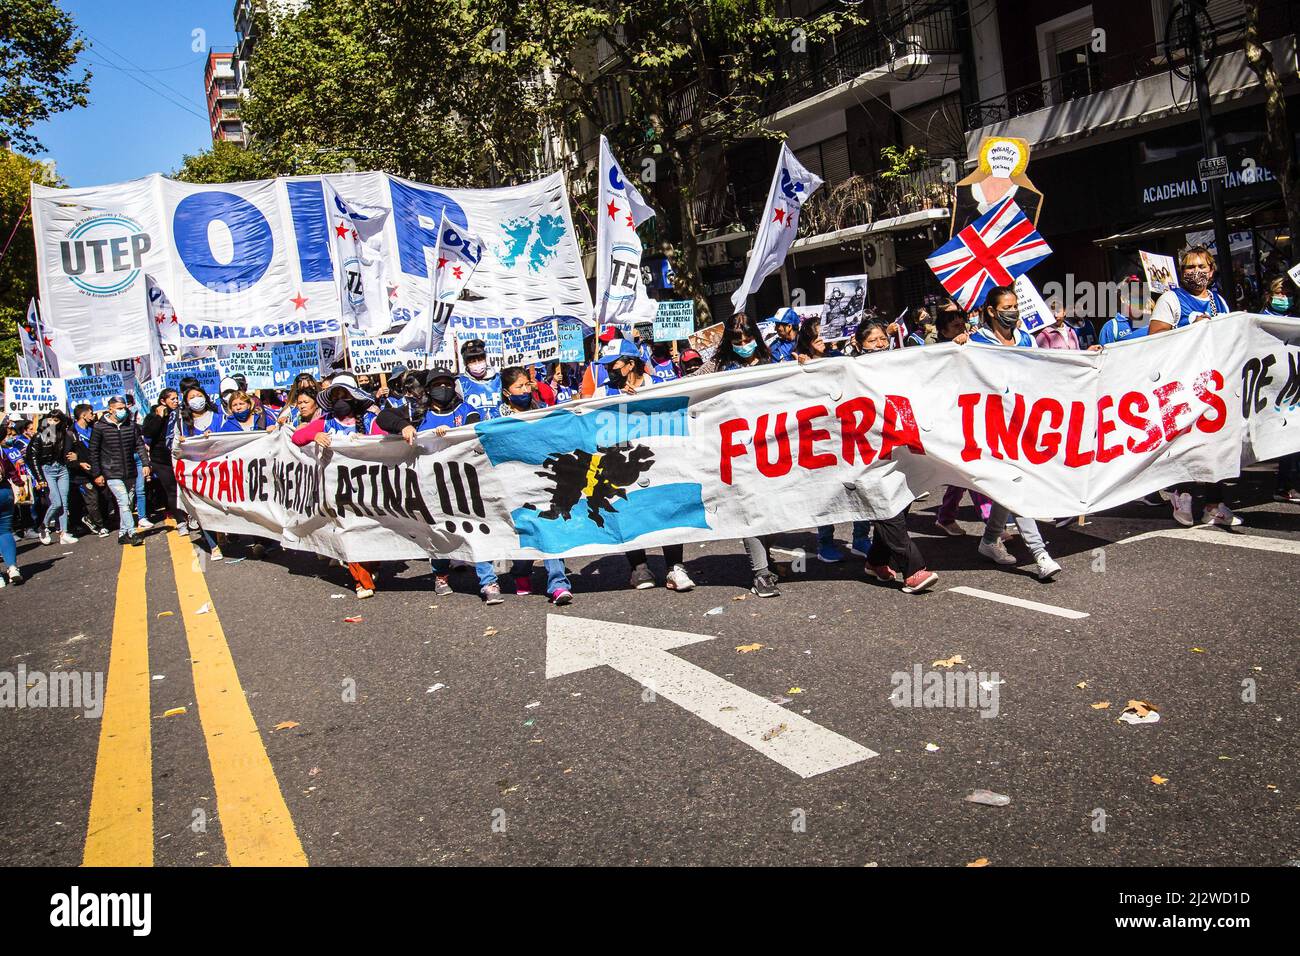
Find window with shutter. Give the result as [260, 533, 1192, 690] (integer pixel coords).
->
[820, 135, 852, 186]
[795, 145, 823, 182]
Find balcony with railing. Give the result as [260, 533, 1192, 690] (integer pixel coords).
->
[964, 0, 1298, 149]
[796, 163, 953, 239]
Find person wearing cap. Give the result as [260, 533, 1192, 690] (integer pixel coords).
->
[596, 339, 673, 397]
[375, 366, 479, 440]
[458, 338, 505, 420]
[769, 308, 801, 363]
[291, 372, 381, 449]
[580, 325, 621, 397]
[678, 348, 703, 375]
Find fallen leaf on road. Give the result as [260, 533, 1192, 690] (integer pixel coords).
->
[161, 707, 186, 718]
[483, 627, 498, 637]
[720, 706, 738, 712]
[195, 603, 211, 615]
[735, 643, 763, 653]
[705, 606, 725, 616]
[761, 723, 788, 741]
[156, 611, 173, 618]
[426, 683, 446, 694]
[1191, 647, 1205, 653]
[966, 858, 989, 867]
[732, 594, 746, 601]
[273, 720, 299, 731]
[1125, 699, 1156, 717]
[343, 616, 363, 623]
[308, 767, 320, 776]
[933, 655, 965, 669]
[1091, 701, 1111, 709]
[1151, 774, 1168, 785]
[787, 687, 803, 694]
[1075, 681, 1088, 689]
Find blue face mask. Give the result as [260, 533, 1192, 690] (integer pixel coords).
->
[233, 408, 252, 422]
[508, 392, 532, 408]
[1272, 296, 1291, 313]
[733, 340, 758, 359]
[114, 408, 128, 422]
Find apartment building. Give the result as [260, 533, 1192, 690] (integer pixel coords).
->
[204, 50, 245, 145]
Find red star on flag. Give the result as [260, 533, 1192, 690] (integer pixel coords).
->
[335, 221, 350, 239]
[155, 311, 167, 325]
[452, 265, 463, 279]
[625, 214, 635, 227]
[42, 336, 52, 347]
[290, 292, 308, 310]
[436, 257, 448, 269]
[170, 313, 178, 324]
[606, 199, 620, 220]
[772, 207, 786, 225]
[387, 284, 399, 300]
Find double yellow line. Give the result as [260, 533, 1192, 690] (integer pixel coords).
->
[83, 529, 306, 866]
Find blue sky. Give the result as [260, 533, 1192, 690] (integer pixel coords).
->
[29, 1, 237, 187]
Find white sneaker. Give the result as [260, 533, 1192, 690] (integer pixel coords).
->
[1171, 492, 1194, 526]
[95, 527, 110, 538]
[39, 528, 52, 545]
[210, 547, 224, 561]
[60, 532, 78, 544]
[5, 566, 20, 585]
[1035, 553, 1062, 581]
[1202, 503, 1242, 527]
[665, 565, 695, 592]
[136, 518, 154, 530]
[355, 586, 374, 599]
[978, 539, 1017, 565]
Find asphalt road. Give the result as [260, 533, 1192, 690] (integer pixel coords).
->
[2, 469, 1297, 867]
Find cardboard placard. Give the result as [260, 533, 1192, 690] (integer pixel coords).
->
[64, 373, 126, 412]
[1014, 275, 1054, 333]
[1140, 251, 1178, 296]
[556, 320, 586, 363]
[272, 342, 321, 388]
[501, 320, 560, 367]
[164, 360, 222, 396]
[653, 301, 695, 341]
[219, 349, 275, 389]
[4, 377, 68, 416]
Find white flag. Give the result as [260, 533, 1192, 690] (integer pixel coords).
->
[18, 301, 43, 377]
[596, 135, 656, 326]
[24, 298, 76, 377]
[322, 178, 391, 333]
[392, 211, 483, 357]
[730, 143, 823, 315]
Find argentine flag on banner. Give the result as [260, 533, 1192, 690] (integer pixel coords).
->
[473, 394, 710, 554]
[730, 144, 823, 315]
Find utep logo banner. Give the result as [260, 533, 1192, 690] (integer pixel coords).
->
[32, 170, 594, 359]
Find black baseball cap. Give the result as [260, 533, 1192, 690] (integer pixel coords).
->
[460, 338, 487, 359]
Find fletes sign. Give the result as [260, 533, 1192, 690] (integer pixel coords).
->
[31, 170, 594, 363]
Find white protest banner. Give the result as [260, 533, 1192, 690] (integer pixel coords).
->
[1014, 275, 1054, 333]
[653, 301, 694, 341]
[321, 177, 391, 333]
[557, 320, 585, 363]
[392, 212, 482, 354]
[64, 373, 125, 412]
[176, 313, 1287, 564]
[272, 342, 321, 387]
[595, 135, 656, 326]
[220, 349, 275, 389]
[731, 144, 823, 315]
[501, 320, 559, 367]
[32, 170, 593, 357]
[4, 377, 68, 416]
[1141, 250, 1178, 296]
[1242, 315, 1300, 464]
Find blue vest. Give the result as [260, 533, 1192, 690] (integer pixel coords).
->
[458, 371, 503, 420]
[1169, 287, 1229, 327]
[1100, 315, 1148, 345]
[413, 401, 477, 432]
[770, 338, 797, 363]
[600, 368, 673, 397]
[552, 384, 576, 405]
[322, 411, 376, 436]
[970, 326, 1035, 348]
[648, 358, 679, 381]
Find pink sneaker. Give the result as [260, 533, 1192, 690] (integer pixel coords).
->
[866, 563, 898, 582]
[514, 574, 532, 596]
[550, 589, 573, 606]
[901, 569, 939, 594]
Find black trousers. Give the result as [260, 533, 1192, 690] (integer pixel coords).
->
[866, 507, 926, 578]
[151, 459, 178, 517]
[73, 480, 104, 530]
[626, 544, 685, 569]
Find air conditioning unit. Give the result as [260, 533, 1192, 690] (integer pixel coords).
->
[861, 236, 897, 281]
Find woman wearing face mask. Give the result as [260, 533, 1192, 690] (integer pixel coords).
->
[690, 314, 781, 597]
[966, 286, 1063, 581]
[1259, 277, 1300, 502]
[536, 362, 578, 405]
[647, 342, 679, 381]
[794, 318, 843, 365]
[458, 339, 504, 420]
[175, 387, 229, 558]
[217, 391, 278, 432]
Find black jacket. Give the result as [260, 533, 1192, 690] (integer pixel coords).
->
[90, 417, 150, 482]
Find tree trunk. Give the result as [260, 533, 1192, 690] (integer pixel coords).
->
[1244, 0, 1300, 270]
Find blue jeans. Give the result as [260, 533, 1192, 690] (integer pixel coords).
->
[133, 454, 148, 521]
[0, 487, 17, 567]
[429, 558, 570, 593]
[41, 462, 71, 533]
[430, 558, 496, 589]
[817, 521, 872, 549]
[106, 480, 135, 535]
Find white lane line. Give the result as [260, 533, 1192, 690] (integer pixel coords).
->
[1114, 525, 1300, 555]
[948, 586, 1090, 620]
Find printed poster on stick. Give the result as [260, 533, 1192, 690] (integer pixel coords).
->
[653, 301, 695, 341]
[64, 373, 126, 412]
[4, 377, 68, 415]
[501, 320, 560, 367]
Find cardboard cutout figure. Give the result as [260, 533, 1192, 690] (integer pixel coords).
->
[950, 137, 1044, 237]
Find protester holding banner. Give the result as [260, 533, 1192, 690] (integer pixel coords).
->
[141, 389, 181, 529]
[278, 373, 320, 426]
[966, 287, 1062, 580]
[1099, 278, 1150, 345]
[90, 397, 151, 547]
[178, 385, 226, 438]
[1147, 247, 1239, 528]
[794, 319, 843, 366]
[374, 367, 478, 439]
[23, 410, 77, 545]
[928, 311, 991, 535]
[769, 310, 800, 363]
[218, 391, 278, 433]
[69, 404, 109, 537]
[1257, 278, 1300, 503]
[0, 448, 23, 586]
[458, 339, 505, 420]
[579, 326, 621, 397]
[596, 339, 673, 397]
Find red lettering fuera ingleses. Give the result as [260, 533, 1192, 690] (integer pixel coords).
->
[716, 370, 1227, 483]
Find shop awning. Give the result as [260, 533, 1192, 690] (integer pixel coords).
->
[1095, 201, 1280, 247]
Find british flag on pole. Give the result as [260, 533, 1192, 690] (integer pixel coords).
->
[925, 197, 1051, 310]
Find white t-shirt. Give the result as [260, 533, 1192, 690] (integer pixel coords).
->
[1150, 289, 1215, 329]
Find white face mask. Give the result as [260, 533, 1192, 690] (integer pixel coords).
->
[187, 396, 207, 412]
[466, 359, 488, 378]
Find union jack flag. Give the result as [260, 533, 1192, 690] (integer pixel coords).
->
[926, 197, 1052, 310]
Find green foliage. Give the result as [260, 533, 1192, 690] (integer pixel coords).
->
[878, 144, 928, 181]
[0, 149, 61, 376]
[0, 0, 91, 153]
[173, 140, 272, 184]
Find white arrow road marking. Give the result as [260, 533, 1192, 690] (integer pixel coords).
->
[546, 616, 876, 779]
[1115, 525, 1300, 555]
[948, 586, 1090, 620]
